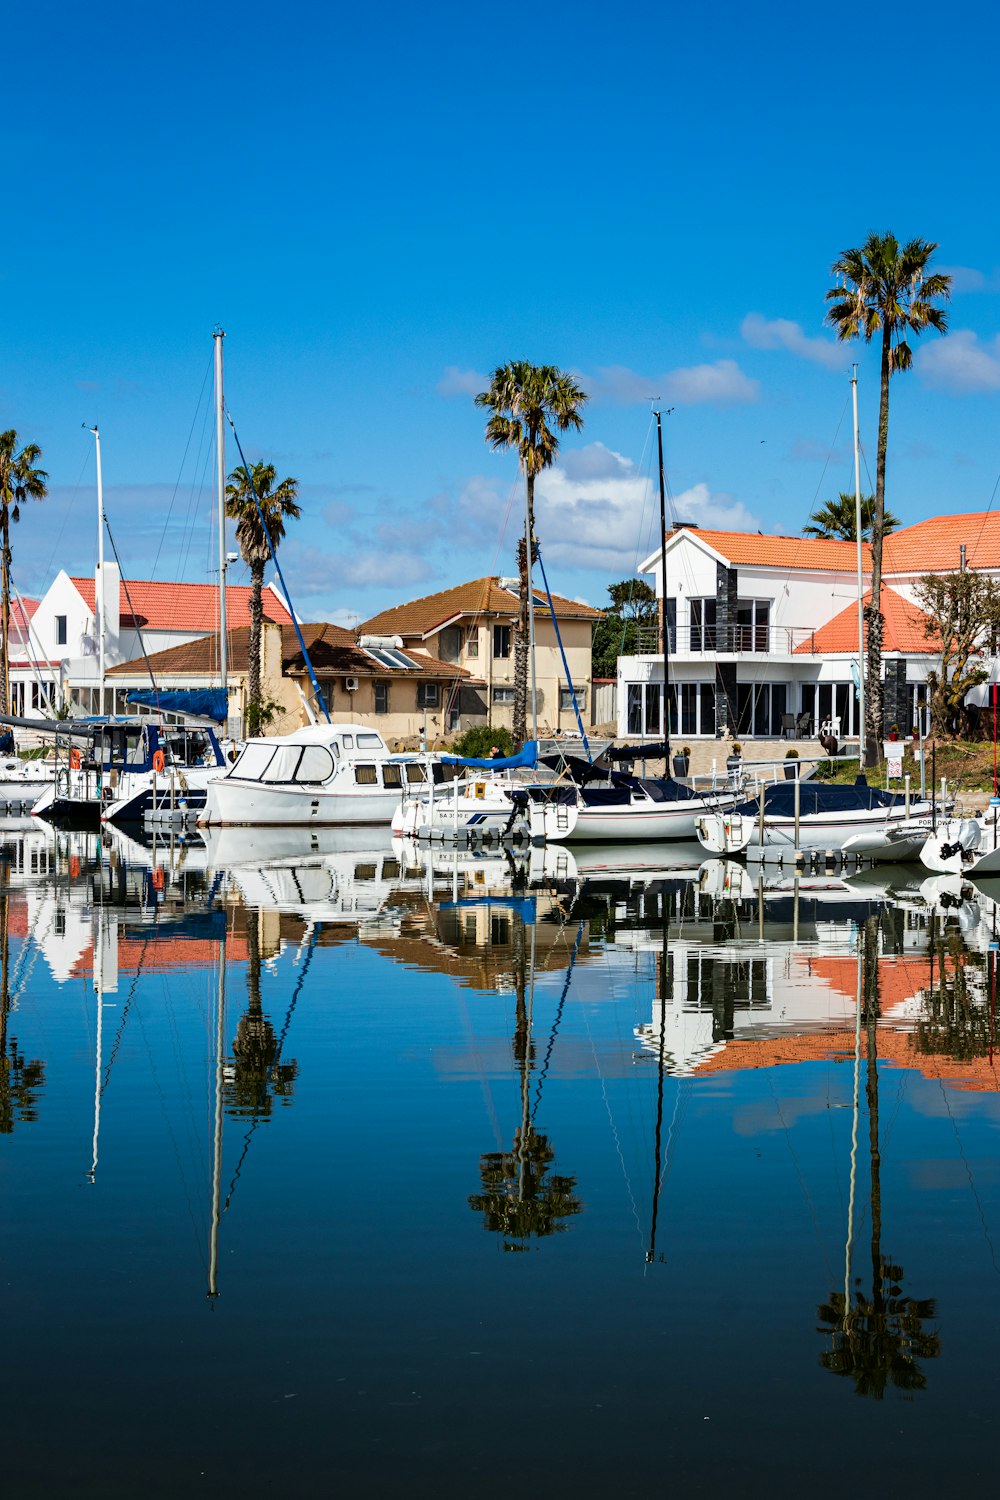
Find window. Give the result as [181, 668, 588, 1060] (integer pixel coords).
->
[493, 686, 514, 705]
[405, 763, 426, 783]
[736, 599, 770, 653]
[383, 764, 403, 787]
[354, 863, 377, 881]
[560, 687, 585, 712]
[690, 599, 717, 652]
[355, 765, 378, 785]
[735, 682, 791, 738]
[466, 629, 479, 658]
[374, 682, 388, 714]
[493, 624, 512, 659]
[417, 682, 439, 709]
[439, 627, 462, 663]
[56, 615, 67, 646]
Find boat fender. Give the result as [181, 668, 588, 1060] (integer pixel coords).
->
[152, 866, 165, 892]
[69, 748, 81, 770]
[152, 749, 166, 773]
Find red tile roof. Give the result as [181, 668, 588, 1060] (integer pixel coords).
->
[884, 513, 1000, 573]
[669, 526, 868, 573]
[70, 577, 294, 632]
[360, 576, 602, 637]
[794, 587, 939, 655]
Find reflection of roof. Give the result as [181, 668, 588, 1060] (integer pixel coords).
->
[794, 588, 938, 655]
[360, 576, 601, 637]
[70, 577, 294, 632]
[108, 623, 483, 683]
[72, 932, 249, 977]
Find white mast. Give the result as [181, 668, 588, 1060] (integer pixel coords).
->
[89, 427, 106, 716]
[851, 368, 867, 760]
[214, 330, 228, 706]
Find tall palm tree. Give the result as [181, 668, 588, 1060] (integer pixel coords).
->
[225, 462, 300, 735]
[825, 234, 951, 765]
[475, 363, 588, 743]
[0, 433, 47, 714]
[804, 492, 900, 542]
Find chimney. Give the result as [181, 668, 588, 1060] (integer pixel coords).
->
[960, 544, 967, 572]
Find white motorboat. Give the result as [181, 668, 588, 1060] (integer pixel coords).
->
[199, 722, 432, 827]
[919, 805, 1000, 878]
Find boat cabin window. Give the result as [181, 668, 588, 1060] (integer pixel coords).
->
[99, 728, 144, 768]
[382, 764, 403, 787]
[296, 746, 335, 783]
[231, 743, 276, 780]
[357, 733, 384, 750]
[341, 734, 354, 750]
[354, 764, 378, 785]
[405, 763, 426, 783]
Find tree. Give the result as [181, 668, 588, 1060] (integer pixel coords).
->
[825, 234, 951, 765]
[804, 492, 899, 542]
[475, 363, 588, 742]
[225, 912, 297, 1119]
[912, 570, 1000, 737]
[225, 462, 300, 735]
[592, 578, 656, 679]
[0, 432, 47, 714]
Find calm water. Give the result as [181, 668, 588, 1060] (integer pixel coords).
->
[1, 823, 998, 1497]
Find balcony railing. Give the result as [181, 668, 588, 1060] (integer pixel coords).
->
[634, 624, 822, 657]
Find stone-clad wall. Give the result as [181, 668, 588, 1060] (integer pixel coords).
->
[883, 659, 910, 735]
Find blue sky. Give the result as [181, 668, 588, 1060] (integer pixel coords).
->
[5, 0, 999, 625]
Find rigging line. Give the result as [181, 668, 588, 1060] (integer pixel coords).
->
[103, 516, 160, 700]
[226, 412, 332, 724]
[935, 1075, 1000, 1276]
[149, 348, 214, 583]
[222, 920, 322, 1217]
[99, 935, 151, 1095]
[42, 447, 91, 589]
[967, 463, 1000, 565]
[175, 428, 215, 601]
[531, 919, 584, 1120]
[807, 391, 852, 513]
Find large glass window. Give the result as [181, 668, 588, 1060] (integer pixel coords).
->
[644, 684, 661, 736]
[736, 600, 770, 652]
[690, 599, 717, 652]
[735, 682, 791, 737]
[493, 625, 511, 659]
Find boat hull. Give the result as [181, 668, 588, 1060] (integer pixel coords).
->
[202, 777, 403, 827]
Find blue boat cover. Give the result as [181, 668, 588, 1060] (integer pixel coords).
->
[126, 689, 228, 722]
[734, 777, 908, 818]
[441, 740, 539, 771]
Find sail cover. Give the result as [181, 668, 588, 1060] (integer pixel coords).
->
[126, 689, 228, 722]
[440, 740, 539, 771]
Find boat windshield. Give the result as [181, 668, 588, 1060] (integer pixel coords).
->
[230, 742, 335, 785]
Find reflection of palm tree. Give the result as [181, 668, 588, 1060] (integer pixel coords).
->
[469, 915, 581, 1249]
[224, 913, 297, 1119]
[0, 884, 44, 1134]
[817, 915, 940, 1395]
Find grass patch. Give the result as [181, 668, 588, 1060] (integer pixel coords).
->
[815, 739, 1000, 793]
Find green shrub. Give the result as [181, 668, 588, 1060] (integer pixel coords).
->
[450, 725, 515, 759]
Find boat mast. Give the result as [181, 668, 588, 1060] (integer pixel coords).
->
[214, 330, 228, 710]
[87, 427, 107, 716]
[851, 368, 867, 758]
[655, 409, 671, 745]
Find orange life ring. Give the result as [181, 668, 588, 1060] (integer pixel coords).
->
[69, 748, 81, 770]
[152, 866, 165, 891]
[152, 749, 165, 773]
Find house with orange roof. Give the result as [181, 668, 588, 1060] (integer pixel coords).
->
[620, 514, 995, 742]
[8, 564, 294, 718]
[359, 576, 602, 735]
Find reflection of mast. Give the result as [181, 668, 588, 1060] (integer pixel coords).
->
[647, 883, 668, 1263]
[88, 897, 117, 1182]
[843, 943, 863, 1306]
[208, 920, 226, 1302]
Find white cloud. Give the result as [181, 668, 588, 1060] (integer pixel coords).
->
[741, 312, 844, 370]
[939, 264, 1000, 294]
[474, 441, 762, 574]
[436, 365, 488, 398]
[916, 329, 1000, 393]
[591, 360, 758, 407]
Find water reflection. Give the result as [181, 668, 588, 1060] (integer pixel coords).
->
[2, 819, 1000, 1491]
[817, 914, 941, 1398]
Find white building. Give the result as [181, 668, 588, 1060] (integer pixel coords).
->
[618, 514, 997, 742]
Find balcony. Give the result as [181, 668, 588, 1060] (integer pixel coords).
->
[633, 624, 822, 659]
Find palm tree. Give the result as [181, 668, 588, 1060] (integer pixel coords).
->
[225, 462, 300, 735]
[0, 433, 47, 714]
[804, 492, 900, 542]
[475, 363, 588, 743]
[224, 912, 297, 1119]
[825, 234, 951, 765]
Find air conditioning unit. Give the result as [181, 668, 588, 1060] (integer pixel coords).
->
[345, 676, 359, 691]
